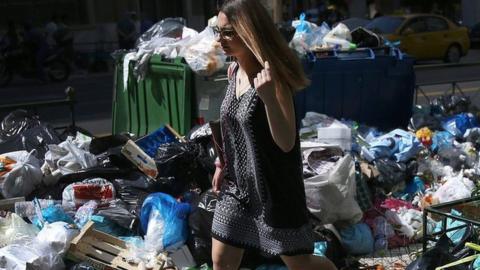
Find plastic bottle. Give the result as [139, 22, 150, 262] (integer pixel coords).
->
[74, 200, 98, 228]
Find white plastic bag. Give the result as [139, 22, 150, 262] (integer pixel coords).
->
[433, 172, 475, 203]
[41, 136, 98, 186]
[35, 222, 79, 254]
[0, 151, 42, 198]
[304, 153, 363, 225]
[181, 27, 226, 76]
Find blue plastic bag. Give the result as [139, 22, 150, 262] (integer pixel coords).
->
[339, 223, 374, 255]
[442, 113, 478, 138]
[295, 13, 311, 34]
[32, 202, 75, 229]
[140, 192, 191, 252]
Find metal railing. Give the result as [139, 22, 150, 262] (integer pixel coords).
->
[413, 62, 480, 104]
[0, 87, 76, 131]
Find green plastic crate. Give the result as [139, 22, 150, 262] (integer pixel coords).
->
[112, 55, 192, 136]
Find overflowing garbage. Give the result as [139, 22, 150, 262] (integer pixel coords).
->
[2, 91, 480, 269]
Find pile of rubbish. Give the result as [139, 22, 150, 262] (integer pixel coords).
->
[3, 94, 480, 269]
[0, 109, 308, 270]
[299, 94, 480, 269]
[116, 16, 227, 92]
[289, 13, 385, 56]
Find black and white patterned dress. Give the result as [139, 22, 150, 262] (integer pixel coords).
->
[211, 63, 314, 256]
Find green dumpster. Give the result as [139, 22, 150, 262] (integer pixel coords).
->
[112, 55, 192, 136]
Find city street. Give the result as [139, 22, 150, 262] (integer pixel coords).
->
[2, 49, 480, 136]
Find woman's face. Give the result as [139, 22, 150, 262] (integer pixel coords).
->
[215, 12, 249, 57]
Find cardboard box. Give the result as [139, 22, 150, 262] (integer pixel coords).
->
[121, 140, 158, 180]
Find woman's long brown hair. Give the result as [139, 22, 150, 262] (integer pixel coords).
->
[220, 0, 310, 93]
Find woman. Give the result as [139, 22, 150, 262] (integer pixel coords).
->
[211, 1, 337, 270]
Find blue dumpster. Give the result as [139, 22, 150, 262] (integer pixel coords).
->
[295, 48, 415, 130]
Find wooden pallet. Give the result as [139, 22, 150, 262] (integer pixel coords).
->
[67, 221, 165, 270]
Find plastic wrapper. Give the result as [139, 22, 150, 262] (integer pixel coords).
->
[0, 150, 43, 198]
[0, 213, 39, 248]
[181, 26, 226, 76]
[140, 192, 191, 252]
[308, 22, 331, 50]
[62, 178, 116, 210]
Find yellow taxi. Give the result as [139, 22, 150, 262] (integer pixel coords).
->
[366, 14, 470, 62]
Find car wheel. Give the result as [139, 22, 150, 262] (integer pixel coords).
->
[444, 45, 461, 63]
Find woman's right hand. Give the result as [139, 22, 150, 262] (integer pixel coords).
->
[212, 166, 224, 194]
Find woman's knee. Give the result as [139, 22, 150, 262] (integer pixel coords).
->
[211, 238, 244, 270]
[281, 254, 337, 270]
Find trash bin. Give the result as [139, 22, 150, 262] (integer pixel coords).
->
[112, 54, 229, 136]
[112, 55, 192, 136]
[295, 47, 415, 130]
[191, 69, 229, 125]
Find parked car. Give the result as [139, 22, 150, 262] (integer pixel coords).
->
[470, 22, 480, 47]
[338, 17, 371, 30]
[366, 14, 470, 62]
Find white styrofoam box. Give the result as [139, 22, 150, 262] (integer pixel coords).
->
[316, 123, 352, 151]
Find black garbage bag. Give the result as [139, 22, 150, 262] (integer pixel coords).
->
[351, 27, 383, 48]
[154, 142, 211, 197]
[187, 190, 218, 265]
[186, 124, 216, 175]
[373, 158, 407, 192]
[406, 235, 466, 270]
[0, 110, 41, 141]
[430, 95, 472, 116]
[408, 113, 442, 132]
[444, 95, 471, 115]
[0, 124, 62, 159]
[0, 109, 62, 159]
[89, 134, 131, 155]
